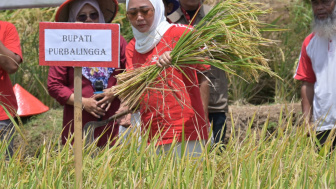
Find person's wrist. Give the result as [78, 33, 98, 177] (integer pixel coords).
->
[82, 98, 87, 110]
[108, 88, 117, 98]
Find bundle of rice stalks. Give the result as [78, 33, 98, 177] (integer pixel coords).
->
[113, 0, 279, 109]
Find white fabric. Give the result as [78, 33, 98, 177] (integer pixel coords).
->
[156, 140, 206, 158]
[118, 111, 206, 157]
[119, 111, 142, 143]
[298, 34, 336, 131]
[126, 0, 172, 54]
[68, 0, 105, 23]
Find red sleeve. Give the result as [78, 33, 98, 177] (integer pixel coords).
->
[172, 24, 193, 38]
[47, 66, 73, 105]
[195, 64, 210, 72]
[119, 35, 127, 69]
[294, 33, 316, 83]
[126, 39, 136, 70]
[2, 22, 22, 60]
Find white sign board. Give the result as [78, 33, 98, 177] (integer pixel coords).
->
[39, 22, 120, 68]
[45, 29, 112, 61]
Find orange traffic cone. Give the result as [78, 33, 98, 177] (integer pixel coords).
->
[13, 84, 49, 117]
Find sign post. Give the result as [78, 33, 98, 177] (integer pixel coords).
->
[74, 67, 82, 188]
[39, 22, 120, 188]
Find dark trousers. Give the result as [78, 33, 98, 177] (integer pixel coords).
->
[0, 119, 15, 158]
[316, 130, 336, 152]
[209, 112, 226, 145]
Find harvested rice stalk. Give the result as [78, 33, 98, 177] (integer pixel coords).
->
[113, 0, 279, 109]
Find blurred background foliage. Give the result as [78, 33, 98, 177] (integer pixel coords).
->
[0, 0, 312, 108]
[227, 0, 312, 105]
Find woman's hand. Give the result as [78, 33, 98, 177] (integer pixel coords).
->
[116, 103, 132, 127]
[157, 51, 172, 68]
[94, 88, 116, 111]
[82, 97, 106, 118]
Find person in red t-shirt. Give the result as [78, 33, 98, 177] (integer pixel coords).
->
[48, 0, 128, 147]
[121, 0, 209, 157]
[0, 21, 23, 157]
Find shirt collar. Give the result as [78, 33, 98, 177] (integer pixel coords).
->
[180, 4, 202, 25]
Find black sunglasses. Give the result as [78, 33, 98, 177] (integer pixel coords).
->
[76, 12, 99, 22]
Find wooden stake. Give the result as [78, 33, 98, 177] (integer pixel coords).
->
[74, 67, 82, 188]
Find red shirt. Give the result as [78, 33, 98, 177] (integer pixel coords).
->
[126, 24, 209, 145]
[48, 36, 127, 147]
[0, 21, 22, 120]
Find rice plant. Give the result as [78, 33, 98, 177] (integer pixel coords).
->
[228, 0, 313, 104]
[1, 104, 336, 188]
[267, 0, 312, 103]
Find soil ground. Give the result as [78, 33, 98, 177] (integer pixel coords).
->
[225, 103, 302, 142]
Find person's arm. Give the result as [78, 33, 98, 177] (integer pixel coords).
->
[0, 23, 22, 74]
[0, 41, 21, 73]
[301, 81, 314, 125]
[116, 102, 132, 127]
[197, 73, 209, 122]
[48, 66, 107, 118]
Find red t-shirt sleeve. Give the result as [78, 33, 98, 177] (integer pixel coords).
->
[126, 39, 136, 70]
[294, 33, 316, 83]
[47, 66, 73, 105]
[172, 24, 193, 38]
[2, 22, 22, 60]
[119, 35, 127, 69]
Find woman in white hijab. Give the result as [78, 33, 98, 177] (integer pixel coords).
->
[123, 0, 210, 157]
[48, 0, 128, 147]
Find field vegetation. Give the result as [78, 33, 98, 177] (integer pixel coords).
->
[2, 108, 336, 188]
[1, 0, 332, 188]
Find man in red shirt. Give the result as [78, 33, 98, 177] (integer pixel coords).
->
[0, 21, 23, 158]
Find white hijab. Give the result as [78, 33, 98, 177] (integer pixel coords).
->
[126, 0, 172, 54]
[68, 0, 105, 23]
